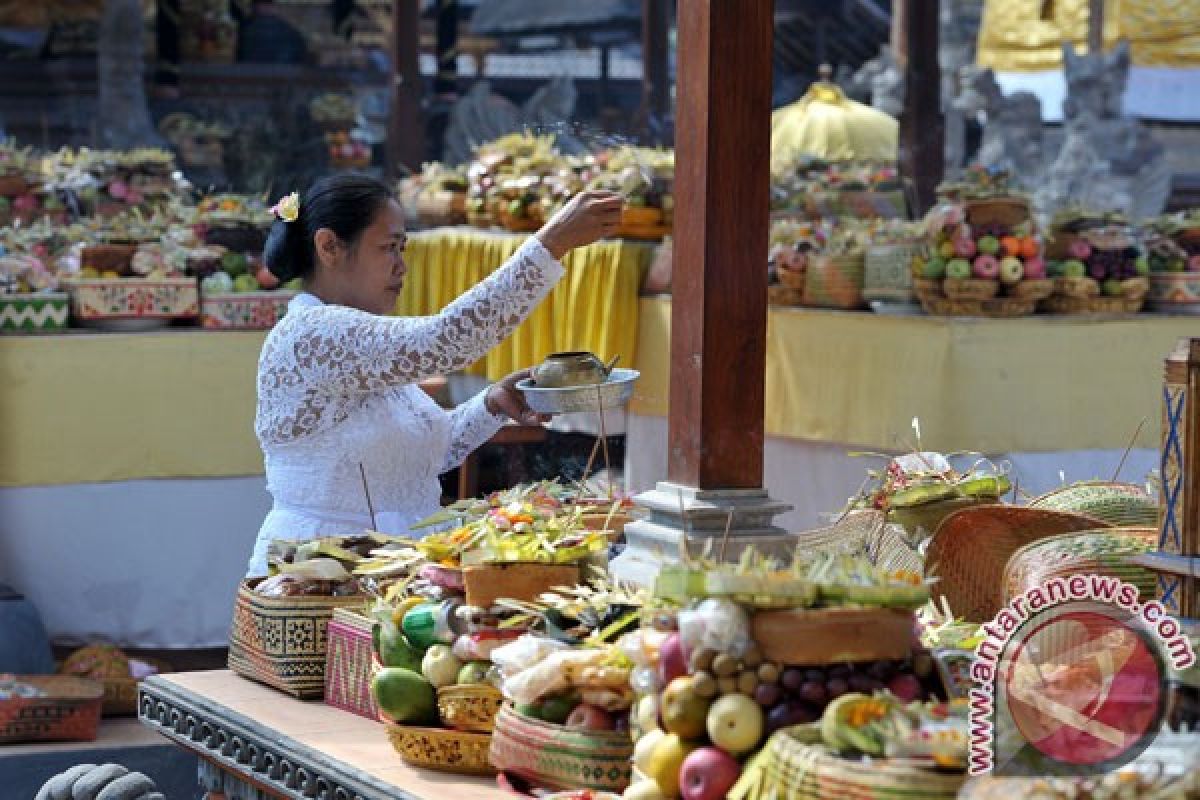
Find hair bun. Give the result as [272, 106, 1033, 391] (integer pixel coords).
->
[262, 217, 309, 283]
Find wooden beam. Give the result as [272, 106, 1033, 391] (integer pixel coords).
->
[897, 0, 942, 215]
[389, 0, 425, 176]
[639, 0, 671, 144]
[668, 0, 773, 490]
[434, 0, 459, 96]
[1088, 0, 1104, 54]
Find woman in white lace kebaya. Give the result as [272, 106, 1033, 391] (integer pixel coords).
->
[247, 174, 622, 575]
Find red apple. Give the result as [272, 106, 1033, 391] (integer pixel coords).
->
[565, 703, 616, 731]
[657, 632, 688, 686]
[679, 746, 741, 800]
[1023, 256, 1046, 279]
[256, 265, 280, 290]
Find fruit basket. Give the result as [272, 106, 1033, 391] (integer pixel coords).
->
[66, 277, 199, 328]
[804, 252, 866, 310]
[228, 578, 366, 700]
[324, 608, 380, 721]
[490, 704, 634, 793]
[0, 676, 104, 744]
[1002, 528, 1159, 607]
[1044, 221, 1149, 313]
[59, 643, 170, 717]
[386, 724, 494, 775]
[0, 292, 69, 333]
[914, 189, 1049, 317]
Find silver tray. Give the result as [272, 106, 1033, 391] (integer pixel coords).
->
[517, 368, 640, 415]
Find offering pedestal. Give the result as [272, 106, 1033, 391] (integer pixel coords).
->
[610, 482, 794, 587]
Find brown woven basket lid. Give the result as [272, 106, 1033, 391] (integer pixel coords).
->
[926, 506, 1111, 623]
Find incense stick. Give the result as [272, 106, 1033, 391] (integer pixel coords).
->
[359, 463, 378, 531]
[1111, 418, 1147, 483]
[595, 385, 612, 497]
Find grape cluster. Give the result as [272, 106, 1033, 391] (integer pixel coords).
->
[1087, 247, 1141, 281]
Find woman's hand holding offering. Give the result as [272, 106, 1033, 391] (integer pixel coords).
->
[535, 190, 624, 260]
[485, 369, 551, 426]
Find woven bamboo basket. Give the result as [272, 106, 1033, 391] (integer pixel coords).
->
[863, 240, 922, 304]
[1042, 293, 1146, 314]
[919, 295, 1038, 318]
[768, 285, 806, 306]
[324, 608, 380, 721]
[1002, 528, 1159, 605]
[386, 724, 494, 775]
[777, 265, 807, 290]
[734, 724, 965, 800]
[489, 704, 633, 793]
[793, 509, 923, 574]
[803, 252, 865, 309]
[228, 579, 366, 699]
[1055, 276, 1100, 299]
[943, 278, 999, 301]
[1010, 278, 1055, 301]
[437, 684, 504, 733]
[964, 195, 1031, 230]
[415, 191, 468, 228]
[1030, 481, 1159, 527]
[926, 506, 1112, 622]
[0, 676, 104, 744]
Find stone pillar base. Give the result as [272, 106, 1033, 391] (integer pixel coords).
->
[610, 482, 796, 587]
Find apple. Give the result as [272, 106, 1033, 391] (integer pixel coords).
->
[945, 258, 971, 280]
[1068, 239, 1092, 260]
[657, 632, 688, 686]
[971, 254, 1000, 280]
[1103, 278, 1124, 297]
[256, 265, 280, 289]
[644, 733, 699, 798]
[661, 676, 710, 740]
[1189, 255, 1200, 273]
[1134, 256, 1150, 276]
[953, 236, 977, 259]
[1063, 259, 1087, 279]
[938, 241, 956, 260]
[1023, 256, 1046, 280]
[887, 673, 923, 703]
[921, 257, 946, 279]
[13, 193, 38, 213]
[706, 692, 764, 756]
[566, 703, 617, 731]
[976, 235, 1000, 255]
[679, 746, 741, 800]
[456, 661, 490, 685]
[998, 256, 1024, 284]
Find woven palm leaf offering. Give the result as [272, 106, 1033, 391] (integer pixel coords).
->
[848, 448, 1013, 544]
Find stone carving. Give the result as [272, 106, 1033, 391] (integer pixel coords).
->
[940, 0, 984, 174]
[956, 66, 1045, 183]
[442, 77, 580, 165]
[96, 0, 164, 149]
[1037, 41, 1170, 219]
[850, 47, 905, 118]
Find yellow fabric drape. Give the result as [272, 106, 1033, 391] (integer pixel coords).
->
[397, 228, 653, 382]
[630, 297, 1194, 454]
[977, 0, 1200, 70]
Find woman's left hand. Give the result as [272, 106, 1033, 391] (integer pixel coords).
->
[485, 369, 550, 426]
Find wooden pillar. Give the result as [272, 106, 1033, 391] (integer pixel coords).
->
[434, 0, 459, 96]
[389, 0, 425, 176]
[668, 0, 773, 490]
[897, 0, 943, 215]
[640, 0, 671, 144]
[1087, 0, 1104, 54]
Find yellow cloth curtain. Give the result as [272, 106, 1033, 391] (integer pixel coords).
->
[977, 0, 1200, 70]
[631, 297, 1195, 454]
[397, 228, 653, 382]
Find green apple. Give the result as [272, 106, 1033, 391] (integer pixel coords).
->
[998, 256, 1024, 284]
[921, 257, 946, 279]
[945, 258, 971, 280]
[232, 273, 259, 293]
[705, 693, 764, 756]
[1134, 256, 1150, 276]
[938, 241, 956, 260]
[420, 644, 462, 688]
[976, 235, 1000, 255]
[457, 661, 491, 685]
[1063, 259, 1087, 278]
[1168, 258, 1186, 273]
[633, 727, 666, 774]
[1102, 278, 1124, 296]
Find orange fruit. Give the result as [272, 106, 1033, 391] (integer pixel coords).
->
[1019, 237, 1039, 259]
[1000, 236, 1021, 257]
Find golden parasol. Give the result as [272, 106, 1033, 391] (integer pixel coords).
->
[769, 75, 898, 176]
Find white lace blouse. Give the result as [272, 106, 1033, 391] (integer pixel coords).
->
[246, 237, 564, 576]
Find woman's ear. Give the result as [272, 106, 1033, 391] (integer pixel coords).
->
[313, 228, 342, 269]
